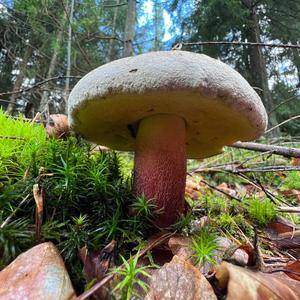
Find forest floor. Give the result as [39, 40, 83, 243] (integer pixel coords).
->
[1, 110, 300, 299]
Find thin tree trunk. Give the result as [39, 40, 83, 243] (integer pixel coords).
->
[64, 0, 75, 111]
[107, 0, 120, 62]
[291, 48, 300, 85]
[244, 1, 280, 135]
[39, 10, 67, 114]
[123, 0, 136, 57]
[7, 46, 33, 115]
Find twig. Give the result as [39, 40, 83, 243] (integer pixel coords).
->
[230, 141, 300, 158]
[172, 41, 300, 50]
[266, 115, 300, 134]
[103, 2, 127, 8]
[0, 195, 30, 228]
[278, 207, 300, 213]
[268, 95, 298, 115]
[200, 179, 241, 201]
[193, 165, 300, 174]
[0, 75, 81, 96]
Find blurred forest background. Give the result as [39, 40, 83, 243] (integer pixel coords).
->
[0, 0, 299, 137]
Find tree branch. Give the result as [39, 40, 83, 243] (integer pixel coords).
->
[0, 76, 81, 97]
[103, 2, 127, 8]
[230, 141, 300, 158]
[172, 41, 300, 50]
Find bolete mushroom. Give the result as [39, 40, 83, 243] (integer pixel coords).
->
[68, 51, 267, 227]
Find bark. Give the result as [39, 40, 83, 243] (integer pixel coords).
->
[7, 46, 33, 115]
[123, 0, 136, 57]
[244, 1, 280, 135]
[39, 10, 67, 114]
[107, 0, 120, 62]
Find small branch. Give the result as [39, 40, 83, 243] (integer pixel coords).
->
[193, 165, 300, 174]
[0, 195, 30, 228]
[265, 115, 300, 134]
[230, 141, 300, 158]
[103, 2, 127, 8]
[200, 179, 241, 201]
[172, 41, 300, 50]
[0, 75, 81, 97]
[278, 207, 300, 213]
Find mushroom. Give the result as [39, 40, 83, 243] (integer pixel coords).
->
[68, 51, 267, 227]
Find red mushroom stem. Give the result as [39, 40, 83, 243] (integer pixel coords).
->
[133, 114, 187, 227]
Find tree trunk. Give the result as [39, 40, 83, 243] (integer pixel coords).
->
[107, 0, 120, 62]
[7, 46, 33, 115]
[39, 10, 67, 114]
[244, 1, 280, 135]
[123, 0, 136, 57]
[64, 0, 75, 112]
[291, 48, 300, 85]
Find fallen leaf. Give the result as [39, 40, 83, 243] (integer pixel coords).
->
[291, 158, 300, 166]
[266, 216, 298, 236]
[145, 255, 217, 300]
[0, 242, 76, 300]
[215, 261, 299, 300]
[33, 183, 45, 243]
[216, 182, 237, 197]
[79, 240, 117, 300]
[285, 259, 300, 281]
[281, 189, 300, 203]
[168, 235, 194, 261]
[271, 230, 300, 249]
[45, 114, 69, 139]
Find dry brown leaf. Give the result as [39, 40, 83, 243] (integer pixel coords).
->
[145, 255, 217, 300]
[45, 114, 69, 139]
[79, 240, 117, 282]
[215, 261, 299, 300]
[281, 189, 300, 203]
[291, 158, 300, 166]
[216, 182, 237, 197]
[0, 242, 76, 300]
[33, 183, 45, 243]
[79, 240, 117, 300]
[168, 235, 194, 261]
[271, 230, 300, 249]
[286, 259, 300, 281]
[266, 216, 298, 236]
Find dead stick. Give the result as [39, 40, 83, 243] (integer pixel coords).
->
[278, 207, 300, 213]
[230, 142, 300, 158]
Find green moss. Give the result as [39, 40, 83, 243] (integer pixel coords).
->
[247, 198, 277, 227]
[0, 112, 156, 293]
[283, 171, 300, 190]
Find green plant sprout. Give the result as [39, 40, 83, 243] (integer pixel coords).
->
[112, 251, 151, 300]
[191, 226, 218, 266]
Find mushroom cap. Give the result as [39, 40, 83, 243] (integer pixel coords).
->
[68, 51, 267, 158]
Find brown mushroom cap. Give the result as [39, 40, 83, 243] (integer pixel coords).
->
[68, 51, 267, 158]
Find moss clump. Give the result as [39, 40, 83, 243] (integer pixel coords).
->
[247, 198, 276, 227]
[0, 111, 155, 293]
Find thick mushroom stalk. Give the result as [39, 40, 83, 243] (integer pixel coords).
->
[133, 114, 187, 227]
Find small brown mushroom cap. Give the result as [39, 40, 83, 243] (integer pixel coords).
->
[68, 51, 267, 158]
